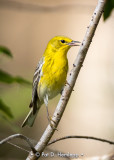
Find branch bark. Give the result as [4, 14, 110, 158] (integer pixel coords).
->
[26, 0, 107, 159]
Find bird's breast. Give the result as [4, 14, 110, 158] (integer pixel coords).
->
[38, 55, 68, 100]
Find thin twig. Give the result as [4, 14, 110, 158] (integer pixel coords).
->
[0, 134, 36, 153]
[7, 141, 30, 153]
[26, 0, 107, 159]
[48, 135, 114, 146]
[1, 133, 113, 160]
[1, 135, 70, 159]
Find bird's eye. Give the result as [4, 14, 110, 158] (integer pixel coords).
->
[61, 40, 66, 43]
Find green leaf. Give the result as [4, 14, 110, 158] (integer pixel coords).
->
[0, 69, 31, 85]
[0, 99, 13, 118]
[103, 0, 114, 21]
[0, 46, 13, 58]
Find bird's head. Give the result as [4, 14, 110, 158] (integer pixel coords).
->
[45, 36, 80, 54]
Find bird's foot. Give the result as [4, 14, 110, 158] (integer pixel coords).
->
[65, 80, 74, 91]
[65, 80, 71, 87]
[48, 116, 58, 131]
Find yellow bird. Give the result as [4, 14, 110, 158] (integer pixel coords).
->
[22, 36, 80, 127]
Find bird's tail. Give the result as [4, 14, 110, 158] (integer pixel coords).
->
[21, 103, 41, 127]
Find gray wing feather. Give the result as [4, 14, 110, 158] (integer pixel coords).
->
[21, 57, 44, 127]
[30, 57, 44, 113]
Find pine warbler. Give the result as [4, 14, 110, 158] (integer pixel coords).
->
[22, 36, 80, 127]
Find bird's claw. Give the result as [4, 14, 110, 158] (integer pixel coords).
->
[49, 116, 58, 131]
[65, 80, 71, 87]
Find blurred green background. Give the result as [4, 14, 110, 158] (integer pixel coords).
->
[0, 0, 114, 159]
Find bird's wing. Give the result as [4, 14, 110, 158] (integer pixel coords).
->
[30, 57, 44, 114]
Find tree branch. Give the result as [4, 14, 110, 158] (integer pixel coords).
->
[0, 134, 36, 154]
[48, 135, 114, 146]
[1, 133, 113, 159]
[26, 0, 107, 159]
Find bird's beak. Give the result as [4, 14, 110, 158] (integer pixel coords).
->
[67, 41, 81, 46]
